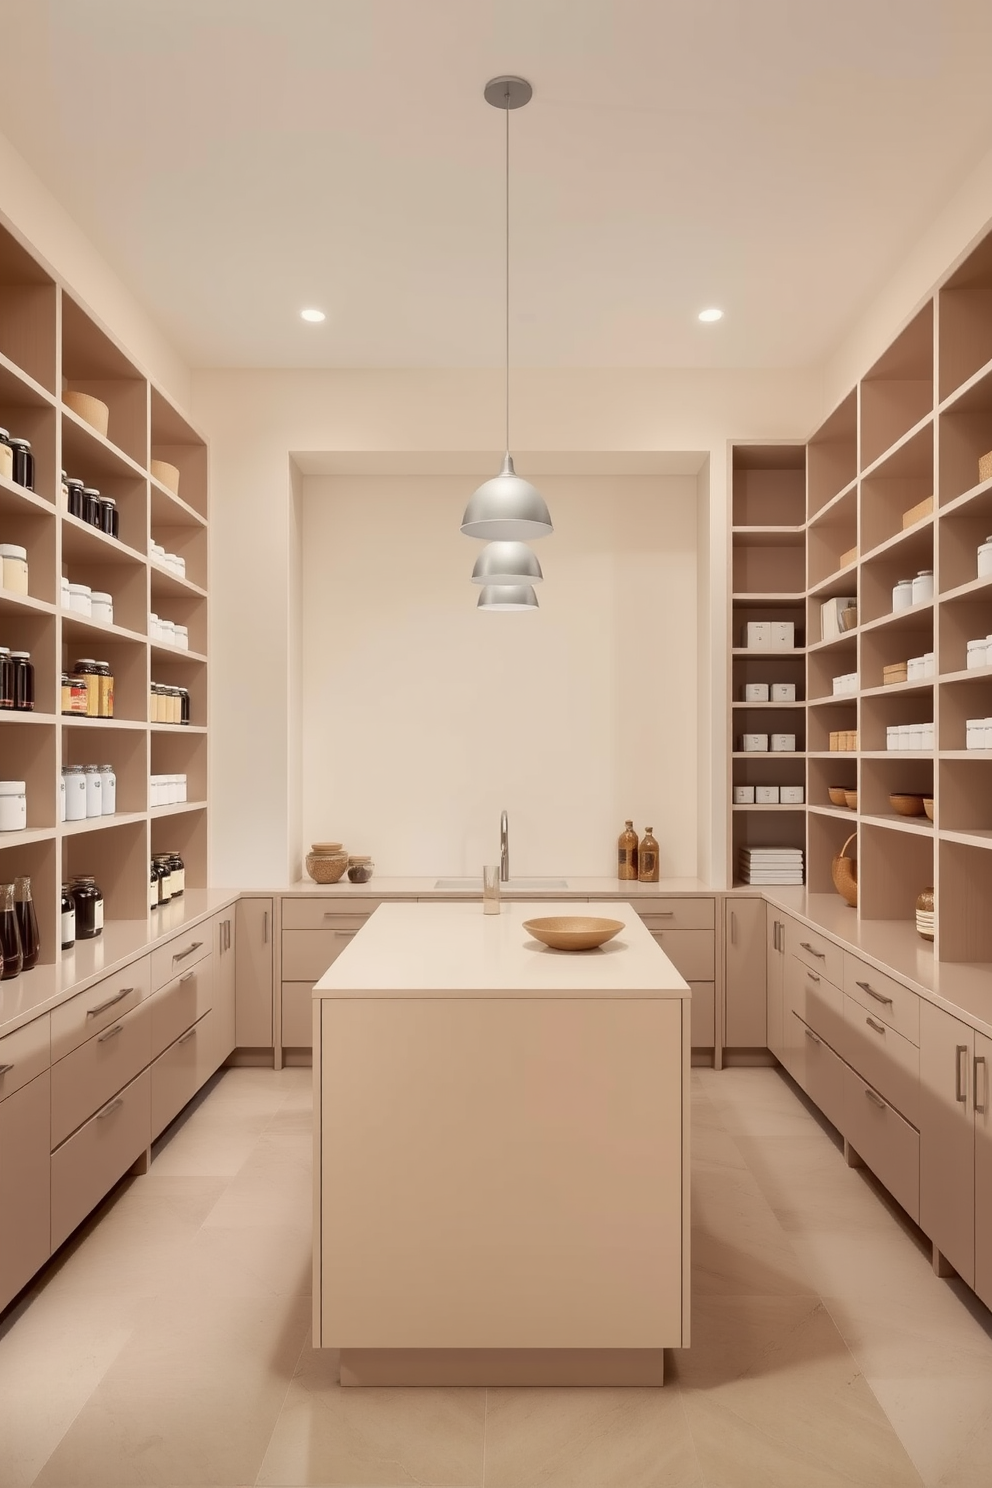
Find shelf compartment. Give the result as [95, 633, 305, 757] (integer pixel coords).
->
[860, 420, 933, 555]
[59, 542, 149, 634]
[732, 538, 804, 593]
[0, 719, 56, 829]
[731, 653, 806, 708]
[60, 407, 145, 485]
[938, 838, 992, 962]
[731, 446, 805, 526]
[808, 391, 857, 518]
[938, 370, 992, 506]
[60, 512, 145, 569]
[859, 688, 935, 753]
[0, 835, 57, 966]
[0, 400, 56, 506]
[149, 655, 206, 728]
[809, 558, 859, 601]
[858, 820, 933, 925]
[939, 234, 992, 402]
[149, 561, 206, 603]
[61, 294, 147, 470]
[150, 387, 207, 522]
[859, 304, 933, 472]
[860, 754, 933, 820]
[150, 479, 207, 533]
[149, 591, 207, 657]
[860, 614, 933, 692]
[150, 801, 206, 892]
[808, 637, 857, 704]
[938, 756, 992, 836]
[939, 500, 992, 593]
[0, 223, 57, 395]
[808, 754, 857, 812]
[807, 484, 856, 589]
[62, 816, 149, 922]
[59, 465, 147, 557]
[859, 538, 934, 628]
[151, 729, 206, 804]
[0, 608, 57, 713]
[59, 637, 148, 726]
[62, 722, 149, 816]
[807, 699, 857, 754]
[939, 674, 992, 752]
[937, 597, 992, 677]
[0, 498, 57, 604]
[732, 806, 806, 883]
[807, 810, 856, 896]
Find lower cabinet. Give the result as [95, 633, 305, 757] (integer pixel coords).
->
[920, 1002, 977, 1287]
[766, 911, 788, 1061]
[236, 897, 274, 1048]
[282, 982, 316, 1049]
[725, 898, 766, 1047]
[51, 1068, 151, 1251]
[687, 982, 715, 1048]
[799, 1019, 847, 1135]
[202, 910, 236, 1078]
[0, 1069, 51, 1312]
[151, 1012, 212, 1140]
[845, 1063, 920, 1224]
[975, 1030, 992, 1310]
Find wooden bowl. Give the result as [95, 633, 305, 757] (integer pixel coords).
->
[889, 793, 925, 817]
[828, 787, 849, 807]
[64, 390, 109, 438]
[150, 459, 181, 495]
[523, 916, 624, 952]
[923, 797, 934, 821]
[844, 790, 858, 810]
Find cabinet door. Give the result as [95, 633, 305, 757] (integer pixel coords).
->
[766, 912, 786, 1060]
[0, 1069, 50, 1311]
[920, 1001, 975, 1286]
[235, 897, 274, 1047]
[204, 911, 236, 1077]
[725, 898, 766, 1047]
[975, 1030, 992, 1311]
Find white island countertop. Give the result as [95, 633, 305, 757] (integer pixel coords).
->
[313, 901, 690, 999]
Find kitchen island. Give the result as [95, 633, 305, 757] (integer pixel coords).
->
[313, 900, 690, 1386]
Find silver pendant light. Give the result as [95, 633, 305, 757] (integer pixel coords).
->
[462, 76, 552, 548]
[476, 584, 539, 611]
[470, 539, 543, 586]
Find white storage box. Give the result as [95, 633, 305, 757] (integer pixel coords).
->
[780, 785, 805, 804]
[770, 621, 795, 648]
[733, 786, 756, 804]
[820, 596, 857, 641]
[770, 733, 797, 752]
[744, 682, 770, 702]
[743, 622, 772, 649]
[770, 682, 796, 702]
[741, 734, 769, 752]
[755, 785, 780, 804]
[831, 671, 857, 697]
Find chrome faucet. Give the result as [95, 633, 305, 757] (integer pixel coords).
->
[500, 809, 509, 882]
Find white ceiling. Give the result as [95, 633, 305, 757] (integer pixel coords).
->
[3, 1, 992, 370]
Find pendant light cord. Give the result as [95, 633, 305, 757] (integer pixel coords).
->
[505, 82, 510, 458]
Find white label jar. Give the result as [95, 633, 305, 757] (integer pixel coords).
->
[60, 772, 66, 822]
[0, 543, 28, 595]
[0, 780, 26, 832]
[968, 639, 986, 669]
[99, 764, 116, 815]
[892, 579, 914, 611]
[979, 536, 992, 578]
[912, 569, 934, 605]
[159, 618, 176, 646]
[63, 766, 86, 821]
[967, 718, 985, 750]
[90, 591, 114, 625]
[68, 582, 92, 616]
[174, 625, 189, 650]
[84, 764, 102, 818]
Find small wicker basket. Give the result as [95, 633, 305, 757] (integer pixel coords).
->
[980, 450, 992, 485]
[831, 832, 858, 907]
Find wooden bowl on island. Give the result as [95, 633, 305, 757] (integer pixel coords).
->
[523, 916, 624, 952]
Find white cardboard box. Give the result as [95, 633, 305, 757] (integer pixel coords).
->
[770, 682, 796, 702]
[741, 733, 769, 752]
[744, 682, 770, 702]
[780, 785, 805, 804]
[770, 733, 797, 752]
[755, 785, 780, 804]
[744, 622, 772, 649]
[770, 621, 796, 648]
[733, 786, 756, 804]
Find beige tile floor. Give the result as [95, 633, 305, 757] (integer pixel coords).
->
[1, 1064, 990, 1487]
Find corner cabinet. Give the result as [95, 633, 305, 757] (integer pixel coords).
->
[920, 1001, 985, 1297]
[235, 897, 274, 1050]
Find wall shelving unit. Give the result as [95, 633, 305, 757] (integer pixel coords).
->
[0, 214, 208, 989]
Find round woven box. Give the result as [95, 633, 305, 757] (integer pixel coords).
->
[305, 842, 348, 884]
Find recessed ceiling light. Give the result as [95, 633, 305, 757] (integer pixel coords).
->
[300, 308, 326, 323]
[698, 307, 724, 323]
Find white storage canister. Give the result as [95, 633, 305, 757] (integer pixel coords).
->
[912, 569, 934, 605]
[924, 651, 935, 676]
[83, 764, 102, 818]
[59, 772, 65, 822]
[892, 578, 914, 611]
[173, 624, 189, 650]
[60, 575, 70, 608]
[0, 780, 26, 832]
[63, 765, 86, 821]
[159, 618, 176, 645]
[979, 536, 992, 578]
[967, 719, 985, 750]
[68, 582, 92, 615]
[149, 614, 160, 641]
[968, 639, 987, 669]
[99, 764, 116, 815]
[90, 591, 114, 625]
[0, 543, 28, 594]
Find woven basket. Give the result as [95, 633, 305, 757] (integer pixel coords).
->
[831, 832, 858, 907]
[980, 450, 992, 485]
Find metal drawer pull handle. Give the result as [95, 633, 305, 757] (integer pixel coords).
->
[97, 1023, 124, 1043]
[173, 941, 203, 962]
[864, 1087, 886, 1109]
[956, 1045, 969, 1103]
[87, 987, 133, 1017]
[976, 1056, 988, 1116]
[178, 1027, 197, 1045]
[800, 942, 826, 959]
[0, 1062, 13, 1076]
[97, 1096, 124, 1120]
[806, 970, 820, 983]
[866, 1017, 886, 1035]
[263, 911, 269, 943]
[655, 910, 675, 917]
[804, 1027, 821, 1045]
[856, 980, 893, 1005]
[335, 930, 356, 939]
[179, 971, 195, 984]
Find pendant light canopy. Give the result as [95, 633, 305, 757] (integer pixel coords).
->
[461, 76, 552, 545]
[476, 583, 539, 611]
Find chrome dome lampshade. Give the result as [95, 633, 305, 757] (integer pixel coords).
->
[470, 538, 544, 585]
[476, 583, 539, 611]
[461, 455, 552, 541]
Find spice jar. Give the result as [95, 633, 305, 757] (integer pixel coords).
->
[0, 781, 26, 833]
[63, 765, 86, 821]
[82, 487, 101, 526]
[9, 438, 34, 490]
[66, 478, 85, 519]
[912, 569, 934, 605]
[10, 651, 33, 710]
[83, 764, 102, 818]
[99, 497, 118, 538]
[73, 659, 100, 717]
[0, 429, 11, 482]
[347, 856, 374, 883]
[99, 763, 116, 815]
[0, 543, 28, 594]
[61, 884, 75, 949]
[892, 578, 914, 611]
[94, 661, 114, 717]
[71, 877, 104, 939]
[148, 863, 159, 911]
[167, 851, 185, 896]
[0, 647, 13, 709]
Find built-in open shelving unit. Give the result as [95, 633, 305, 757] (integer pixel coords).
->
[0, 212, 208, 990]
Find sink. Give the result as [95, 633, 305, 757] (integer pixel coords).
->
[433, 877, 569, 891]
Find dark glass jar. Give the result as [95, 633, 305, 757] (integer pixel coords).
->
[10, 651, 34, 711]
[167, 851, 185, 897]
[71, 877, 104, 939]
[148, 863, 159, 912]
[178, 686, 191, 725]
[66, 478, 85, 519]
[82, 487, 101, 527]
[61, 672, 72, 714]
[100, 497, 119, 538]
[94, 661, 114, 718]
[9, 438, 34, 490]
[152, 857, 171, 906]
[0, 647, 13, 709]
[14, 877, 40, 971]
[73, 659, 100, 717]
[0, 882, 23, 978]
[61, 884, 76, 949]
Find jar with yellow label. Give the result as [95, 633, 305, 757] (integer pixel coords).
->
[94, 661, 114, 718]
[73, 659, 100, 717]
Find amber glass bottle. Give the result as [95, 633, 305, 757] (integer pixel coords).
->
[617, 820, 638, 880]
[638, 827, 660, 883]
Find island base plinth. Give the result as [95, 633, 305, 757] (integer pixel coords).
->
[339, 1347, 666, 1387]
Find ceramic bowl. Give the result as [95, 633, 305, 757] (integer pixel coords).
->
[844, 790, 858, 810]
[63, 390, 109, 438]
[523, 916, 624, 952]
[923, 797, 935, 821]
[889, 793, 925, 817]
[828, 787, 849, 807]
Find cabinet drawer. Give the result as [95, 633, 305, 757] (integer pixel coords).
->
[0, 1013, 50, 1103]
[282, 982, 315, 1048]
[51, 1068, 151, 1251]
[51, 961, 150, 1062]
[843, 954, 920, 1046]
[282, 898, 379, 930]
[648, 929, 714, 982]
[148, 958, 213, 1059]
[844, 1063, 920, 1223]
[785, 955, 845, 1049]
[151, 1012, 210, 1141]
[150, 928, 211, 992]
[51, 999, 152, 1148]
[688, 982, 715, 1047]
[0, 1069, 50, 1312]
[786, 922, 844, 986]
[635, 898, 715, 931]
[282, 927, 363, 982]
[840, 993, 920, 1128]
[795, 1015, 847, 1135]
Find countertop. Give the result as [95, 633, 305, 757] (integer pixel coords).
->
[241, 876, 717, 899]
[313, 902, 691, 999]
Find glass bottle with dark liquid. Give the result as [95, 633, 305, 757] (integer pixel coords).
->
[0, 882, 24, 979]
[14, 876, 40, 971]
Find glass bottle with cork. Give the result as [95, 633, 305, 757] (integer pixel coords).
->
[617, 820, 638, 880]
[638, 827, 660, 883]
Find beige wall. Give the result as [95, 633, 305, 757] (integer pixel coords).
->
[301, 472, 699, 878]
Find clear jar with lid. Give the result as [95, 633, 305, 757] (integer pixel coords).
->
[66, 478, 85, 519]
[912, 569, 934, 604]
[99, 764, 116, 814]
[83, 764, 102, 818]
[62, 764, 86, 820]
[94, 661, 114, 718]
[73, 659, 100, 717]
[9, 438, 33, 490]
[892, 578, 914, 611]
[0, 543, 28, 594]
[347, 856, 374, 883]
[82, 487, 101, 526]
[0, 428, 11, 482]
[71, 877, 103, 939]
[0, 647, 13, 709]
[167, 851, 185, 896]
[0, 781, 26, 832]
[10, 651, 33, 711]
